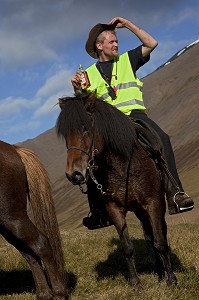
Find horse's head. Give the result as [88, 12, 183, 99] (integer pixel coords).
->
[57, 91, 138, 186]
[57, 92, 102, 185]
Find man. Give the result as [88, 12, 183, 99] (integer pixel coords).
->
[71, 17, 194, 230]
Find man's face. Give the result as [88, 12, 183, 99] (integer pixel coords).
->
[96, 31, 118, 61]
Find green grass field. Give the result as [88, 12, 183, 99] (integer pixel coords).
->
[0, 215, 199, 300]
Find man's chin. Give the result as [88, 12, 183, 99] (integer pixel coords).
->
[112, 51, 118, 57]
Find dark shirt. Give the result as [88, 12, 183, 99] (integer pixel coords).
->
[96, 45, 149, 84]
[128, 45, 150, 74]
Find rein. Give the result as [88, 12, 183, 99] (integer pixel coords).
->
[67, 116, 129, 196]
[87, 155, 107, 195]
[67, 144, 107, 194]
[70, 146, 129, 197]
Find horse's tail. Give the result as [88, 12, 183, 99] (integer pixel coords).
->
[14, 145, 66, 283]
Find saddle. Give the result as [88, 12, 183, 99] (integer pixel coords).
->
[131, 117, 163, 161]
[131, 117, 179, 190]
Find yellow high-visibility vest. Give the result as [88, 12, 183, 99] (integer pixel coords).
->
[86, 52, 146, 115]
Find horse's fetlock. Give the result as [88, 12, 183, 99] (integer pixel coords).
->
[154, 240, 168, 254]
[123, 244, 134, 259]
[129, 276, 141, 287]
[53, 287, 69, 300]
[37, 290, 53, 300]
[166, 273, 177, 285]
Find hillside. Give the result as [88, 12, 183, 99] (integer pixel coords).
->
[20, 42, 199, 230]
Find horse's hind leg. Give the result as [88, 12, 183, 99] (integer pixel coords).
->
[153, 218, 177, 285]
[1, 217, 67, 300]
[139, 207, 177, 285]
[20, 251, 53, 299]
[1, 223, 53, 299]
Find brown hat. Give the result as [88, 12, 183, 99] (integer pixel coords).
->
[85, 23, 116, 58]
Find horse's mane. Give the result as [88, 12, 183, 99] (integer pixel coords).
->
[56, 96, 91, 137]
[56, 94, 138, 159]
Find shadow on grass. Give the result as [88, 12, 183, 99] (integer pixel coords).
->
[0, 269, 77, 297]
[0, 269, 35, 295]
[95, 237, 189, 282]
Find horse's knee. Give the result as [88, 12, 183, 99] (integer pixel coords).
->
[35, 235, 52, 258]
[154, 238, 168, 254]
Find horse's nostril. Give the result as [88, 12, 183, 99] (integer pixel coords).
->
[72, 171, 85, 183]
[65, 171, 85, 184]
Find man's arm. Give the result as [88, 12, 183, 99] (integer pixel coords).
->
[109, 17, 158, 58]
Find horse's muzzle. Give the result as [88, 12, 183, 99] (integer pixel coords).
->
[65, 171, 86, 185]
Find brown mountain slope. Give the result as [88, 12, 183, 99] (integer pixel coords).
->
[20, 43, 199, 229]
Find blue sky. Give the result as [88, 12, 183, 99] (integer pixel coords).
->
[0, 0, 198, 144]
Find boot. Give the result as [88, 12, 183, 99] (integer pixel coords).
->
[167, 192, 194, 215]
[83, 209, 112, 230]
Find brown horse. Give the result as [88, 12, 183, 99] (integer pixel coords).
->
[56, 92, 177, 287]
[0, 140, 68, 299]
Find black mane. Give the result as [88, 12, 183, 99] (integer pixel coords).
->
[56, 94, 138, 159]
[56, 96, 92, 137]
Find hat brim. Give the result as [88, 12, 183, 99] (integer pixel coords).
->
[85, 23, 116, 58]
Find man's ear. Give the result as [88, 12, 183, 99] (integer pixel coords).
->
[96, 41, 102, 51]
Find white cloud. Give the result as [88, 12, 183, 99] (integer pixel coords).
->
[0, 0, 198, 144]
[167, 7, 199, 27]
[0, 67, 73, 140]
[0, 97, 32, 118]
[36, 69, 71, 98]
[9, 119, 41, 133]
[34, 68, 74, 118]
[0, 32, 58, 68]
[1, 0, 198, 69]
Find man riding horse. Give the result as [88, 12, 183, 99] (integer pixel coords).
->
[70, 16, 194, 230]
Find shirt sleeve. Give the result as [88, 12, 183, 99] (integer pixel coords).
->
[128, 45, 150, 76]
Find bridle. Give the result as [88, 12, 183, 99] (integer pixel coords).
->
[67, 146, 91, 156]
[66, 119, 107, 195]
[66, 115, 129, 196]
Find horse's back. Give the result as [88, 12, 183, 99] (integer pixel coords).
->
[0, 140, 27, 216]
[0, 140, 26, 180]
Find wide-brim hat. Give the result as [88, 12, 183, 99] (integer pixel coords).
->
[85, 23, 116, 58]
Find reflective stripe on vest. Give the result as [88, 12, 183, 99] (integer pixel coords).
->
[86, 52, 146, 115]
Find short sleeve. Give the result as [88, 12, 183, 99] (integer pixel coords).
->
[128, 45, 150, 75]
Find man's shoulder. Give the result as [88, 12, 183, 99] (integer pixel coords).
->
[86, 63, 96, 71]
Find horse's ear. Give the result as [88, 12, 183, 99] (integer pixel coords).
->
[58, 97, 66, 110]
[84, 91, 97, 113]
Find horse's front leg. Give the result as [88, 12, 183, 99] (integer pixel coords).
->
[107, 204, 140, 286]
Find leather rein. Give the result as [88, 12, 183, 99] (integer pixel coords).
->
[67, 121, 107, 195]
[67, 118, 129, 196]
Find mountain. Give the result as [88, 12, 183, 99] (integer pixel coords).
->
[157, 39, 199, 70]
[20, 41, 199, 230]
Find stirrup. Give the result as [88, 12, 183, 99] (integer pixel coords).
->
[173, 191, 194, 213]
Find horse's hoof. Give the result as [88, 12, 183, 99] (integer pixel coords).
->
[167, 276, 178, 285]
[37, 291, 53, 300]
[129, 277, 141, 286]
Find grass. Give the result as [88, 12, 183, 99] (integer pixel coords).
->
[0, 217, 199, 299]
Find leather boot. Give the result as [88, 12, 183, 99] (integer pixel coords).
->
[167, 192, 194, 215]
[83, 209, 112, 230]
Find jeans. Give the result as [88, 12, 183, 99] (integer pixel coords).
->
[130, 110, 183, 196]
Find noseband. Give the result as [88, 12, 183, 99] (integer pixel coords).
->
[67, 142, 110, 195]
[67, 146, 90, 156]
[67, 117, 129, 196]
[66, 122, 108, 195]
